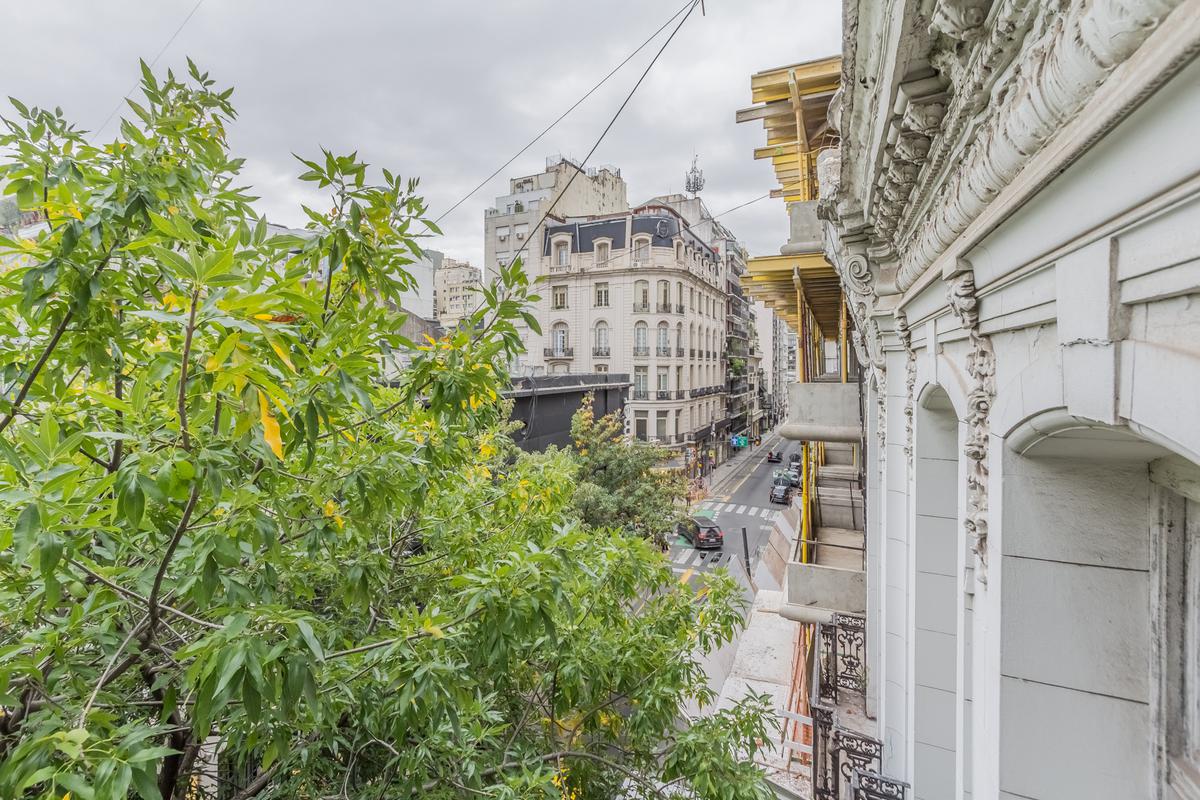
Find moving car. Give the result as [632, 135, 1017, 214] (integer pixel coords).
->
[766, 451, 782, 463]
[789, 452, 802, 467]
[675, 516, 725, 550]
[770, 483, 792, 504]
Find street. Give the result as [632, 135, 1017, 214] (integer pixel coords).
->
[668, 429, 797, 585]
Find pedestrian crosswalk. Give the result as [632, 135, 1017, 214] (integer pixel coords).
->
[694, 500, 782, 522]
[670, 546, 734, 570]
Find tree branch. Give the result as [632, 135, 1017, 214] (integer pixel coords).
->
[177, 288, 200, 452]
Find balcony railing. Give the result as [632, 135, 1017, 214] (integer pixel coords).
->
[657, 302, 673, 313]
[656, 347, 671, 357]
[656, 390, 672, 400]
[675, 347, 684, 357]
[689, 348, 696, 358]
[592, 346, 610, 357]
[543, 347, 573, 358]
[632, 302, 651, 313]
[675, 304, 685, 314]
[631, 389, 649, 400]
[633, 346, 650, 358]
[675, 390, 686, 400]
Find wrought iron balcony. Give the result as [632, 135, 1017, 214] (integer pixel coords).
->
[675, 304, 685, 314]
[632, 302, 651, 313]
[592, 346, 610, 357]
[656, 346, 671, 357]
[675, 347, 684, 357]
[633, 346, 650, 358]
[675, 390, 686, 400]
[689, 348, 696, 358]
[657, 302, 673, 313]
[543, 347, 573, 358]
[631, 389, 649, 400]
[656, 390, 672, 400]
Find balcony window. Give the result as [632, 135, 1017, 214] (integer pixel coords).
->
[555, 241, 570, 267]
[596, 241, 610, 265]
[594, 282, 609, 307]
[593, 322, 609, 356]
[552, 285, 568, 309]
[550, 323, 569, 356]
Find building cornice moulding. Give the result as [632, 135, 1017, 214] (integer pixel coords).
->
[894, 0, 1187, 292]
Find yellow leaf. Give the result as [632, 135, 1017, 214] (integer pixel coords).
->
[479, 441, 496, 458]
[270, 341, 295, 372]
[323, 500, 337, 518]
[167, 205, 179, 215]
[258, 390, 284, 460]
[423, 621, 444, 639]
[254, 313, 274, 321]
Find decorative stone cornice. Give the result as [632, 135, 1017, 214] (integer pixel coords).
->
[946, 272, 995, 582]
[895, 0, 1183, 292]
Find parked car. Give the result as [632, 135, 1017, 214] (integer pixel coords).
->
[773, 468, 801, 488]
[675, 516, 725, 549]
[789, 452, 802, 467]
[770, 483, 792, 504]
[766, 450, 782, 463]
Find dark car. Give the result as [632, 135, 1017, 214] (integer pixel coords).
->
[770, 483, 792, 504]
[676, 516, 724, 549]
[767, 450, 782, 463]
[789, 452, 802, 467]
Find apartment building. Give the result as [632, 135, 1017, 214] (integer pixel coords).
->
[523, 203, 731, 470]
[740, 3, 1200, 798]
[484, 156, 626, 275]
[433, 258, 482, 329]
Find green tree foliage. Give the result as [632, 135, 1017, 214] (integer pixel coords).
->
[568, 395, 687, 547]
[0, 63, 773, 799]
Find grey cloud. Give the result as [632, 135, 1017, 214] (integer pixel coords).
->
[1, 0, 840, 270]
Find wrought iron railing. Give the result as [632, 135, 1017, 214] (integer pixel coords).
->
[656, 346, 671, 357]
[632, 389, 649, 400]
[816, 612, 868, 706]
[633, 346, 650, 357]
[851, 771, 909, 799]
[592, 346, 610, 357]
[656, 390, 672, 400]
[633, 302, 651, 313]
[543, 347, 573, 358]
[676, 347, 685, 357]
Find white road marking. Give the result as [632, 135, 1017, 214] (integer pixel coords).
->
[735, 505, 748, 514]
[672, 548, 691, 565]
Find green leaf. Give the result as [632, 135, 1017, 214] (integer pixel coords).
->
[13, 502, 40, 549]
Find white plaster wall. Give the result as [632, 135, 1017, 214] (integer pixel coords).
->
[912, 392, 960, 800]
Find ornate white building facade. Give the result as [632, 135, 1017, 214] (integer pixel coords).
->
[806, 2, 1200, 799]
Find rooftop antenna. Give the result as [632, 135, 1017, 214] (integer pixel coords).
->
[684, 153, 705, 196]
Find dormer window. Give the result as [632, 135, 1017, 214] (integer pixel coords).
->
[633, 237, 650, 261]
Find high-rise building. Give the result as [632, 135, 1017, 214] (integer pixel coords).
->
[484, 156, 626, 276]
[433, 258, 482, 329]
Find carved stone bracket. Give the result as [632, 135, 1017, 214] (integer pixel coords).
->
[946, 273, 995, 582]
[894, 311, 916, 466]
[931, 0, 995, 41]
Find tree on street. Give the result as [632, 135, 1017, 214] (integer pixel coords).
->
[0, 63, 773, 799]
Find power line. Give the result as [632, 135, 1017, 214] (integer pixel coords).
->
[431, 0, 695, 226]
[94, 0, 206, 137]
[503, 0, 703, 270]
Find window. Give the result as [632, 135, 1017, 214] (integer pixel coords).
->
[634, 367, 648, 392]
[595, 364, 608, 374]
[594, 282, 609, 307]
[596, 241, 610, 265]
[496, 225, 510, 241]
[676, 365, 683, 390]
[657, 323, 670, 352]
[551, 323, 569, 354]
[594, 322, 609, 352]
[676, 322, 683, 349]
[657, 280, 670, 307]
[689, 288, 695, 311]
[513, 223, 528, 240]
[675, 242, 683, 261]
[552, 285, 568, 309]
[656, 411, 668, 441]
[634, 280, 650, 310]
[634, 409, 648, 441]
[555, 241, 570, 267]
[676, 281, 683, 307]
[657, 367, 669, 391]
[633, 237, 650, 261]
[634, 322, 649, 349]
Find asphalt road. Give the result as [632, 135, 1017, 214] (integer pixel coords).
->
[668, 429, 802, 586]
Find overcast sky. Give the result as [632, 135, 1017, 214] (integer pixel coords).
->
[2, 0, 840, 273]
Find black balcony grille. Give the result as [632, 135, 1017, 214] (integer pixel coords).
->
[543, 347, 573, 358]
[633, 346, 649, 357]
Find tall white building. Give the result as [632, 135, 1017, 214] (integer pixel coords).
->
[397, 248, 441, 321]
[739, 4, 1200, 799]
[434, 258, 481, 329]
[522, 203, 732, 471]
